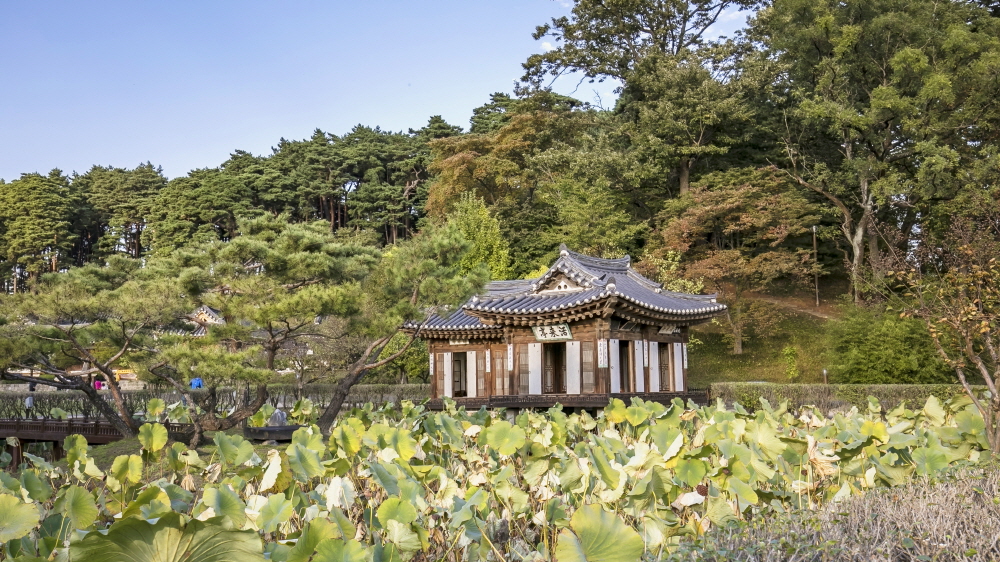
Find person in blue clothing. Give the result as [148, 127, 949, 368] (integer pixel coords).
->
[190, 377, 203, 389]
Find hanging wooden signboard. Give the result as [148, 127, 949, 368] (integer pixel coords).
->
[531, 324, 573, 341]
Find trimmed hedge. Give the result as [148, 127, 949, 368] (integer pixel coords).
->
[709, 383, 988, 413]
[0, 384, 431, 420]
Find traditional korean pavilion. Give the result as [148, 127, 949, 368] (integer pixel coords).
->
[408, 245, 727, 410]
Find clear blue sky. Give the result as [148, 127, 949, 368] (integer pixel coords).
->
[0, 1, 747, 181]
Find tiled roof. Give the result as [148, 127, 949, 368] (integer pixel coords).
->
[416, 308, 501, 332]
[411, 245, 726, 332]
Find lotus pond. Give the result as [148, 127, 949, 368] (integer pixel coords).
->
[0, 394, 991, 561]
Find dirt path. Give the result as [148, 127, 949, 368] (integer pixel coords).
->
[748, 293, 837, 320]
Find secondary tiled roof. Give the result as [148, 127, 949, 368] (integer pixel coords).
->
[410, 245, 726, 333]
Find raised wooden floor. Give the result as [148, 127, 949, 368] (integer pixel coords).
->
[425, 391, 708, 411]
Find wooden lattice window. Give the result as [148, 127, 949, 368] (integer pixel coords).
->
[581, 341, 595, 394]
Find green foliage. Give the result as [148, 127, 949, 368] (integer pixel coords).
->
[70, 512, 265, 562]
[0, 392, 989, 560]
[248, 404, 276, 428]
[446, 193, 513, 279]
[523, 0, 757, 83]
[555, 504, 644, 562]
[479, 420, 526, 456]
[782, 346, 800, 382]
[137, 423, 168, 453]
[288, 399, 317, 425]
[828, 306, 953, 384]
[55, 485, 98, 530]
[0, 171, 77, 289]
[0, 495, 40, 542]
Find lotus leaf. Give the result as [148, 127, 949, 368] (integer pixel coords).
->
[20, 471, 52, 502]
[56, 485, 98, 529]
[376, 497, 417, 527]
[286, 443, 324, 482]
[257, 494, 293, 534]
[146, 398, 166, 419]
[70, 512, 265, 562]
[292, 426, 326, 453]
[554, 504, 643, 562]
[0, 495, 40, 543]
[912, 446, 948, 476]
[138, 423, 168, 452]
[480, 420, 525, 456]
[625, 405, 650, 426]
[286, 518, 351, 562]
[313, 538, 369, 562]
[111, 454, 143, 484]
[674, 458, 708, 487]
[63, 434, 89, 469]
[201, 485, 247, 527]
[604, 399, 627, 424]
[214, 433, 255, 467]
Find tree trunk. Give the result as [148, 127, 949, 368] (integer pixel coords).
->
[317, 368, 365, 435]
[724, 310, 743, 354]
[98, 367, 140, 434]
[79, 383, 138, 437]
[678, 159, 692, 196]
[187, 384, 269, 447]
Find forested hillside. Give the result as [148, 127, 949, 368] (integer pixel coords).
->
[3, 0, 1000, 380]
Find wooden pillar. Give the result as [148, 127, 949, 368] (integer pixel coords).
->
[9, 441, 23, 469]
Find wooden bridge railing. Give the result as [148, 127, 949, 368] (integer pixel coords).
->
[0, 419, 192, 445]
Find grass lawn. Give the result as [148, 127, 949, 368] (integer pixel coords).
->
[687, 308, 831, 388]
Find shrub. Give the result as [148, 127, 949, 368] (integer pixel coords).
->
[827, 305, 953, 384]
[709, 382, 985, 413]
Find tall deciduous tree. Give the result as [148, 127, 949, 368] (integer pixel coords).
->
[895, 191, 1000, 451]
[657, 167, 820, 353]
[447, 193, 513, 280]
[757, 0, 1000, 301]
[621, 53, 753, 194]
[522, 0, 760, 86]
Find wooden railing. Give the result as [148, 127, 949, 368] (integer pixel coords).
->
[0, 419, 192, 444]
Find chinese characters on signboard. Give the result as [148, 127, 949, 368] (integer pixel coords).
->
[597, 339, 608, 368]
[485, 349, 491, 372]
[507, 344, 514, 372]
[531, 323, 573, 341]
